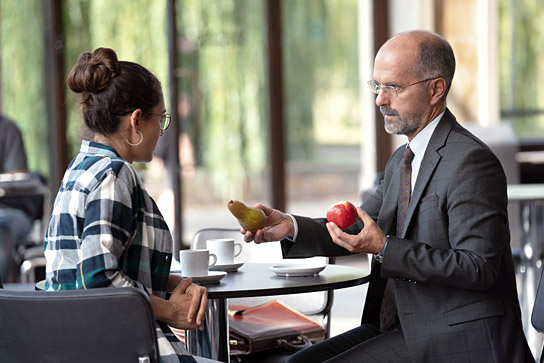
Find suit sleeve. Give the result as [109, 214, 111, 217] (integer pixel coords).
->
[281, 179, 386, 258]
[1, 119, 27, 172]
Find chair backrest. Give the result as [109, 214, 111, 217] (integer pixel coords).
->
[0, 287, 159, 363]
[191, 228, 333, 334]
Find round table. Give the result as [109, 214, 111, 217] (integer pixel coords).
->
[181, 262, 371, 362]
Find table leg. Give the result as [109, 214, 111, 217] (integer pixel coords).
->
[207, 298, 230, 361]
[185, 298, 230, 362]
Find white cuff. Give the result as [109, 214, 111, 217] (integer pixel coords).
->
[286, 213, 299, 242]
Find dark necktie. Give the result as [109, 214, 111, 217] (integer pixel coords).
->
[380, 146, 414, 332]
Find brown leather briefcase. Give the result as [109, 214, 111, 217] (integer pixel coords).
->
[228, 299, 325, 357]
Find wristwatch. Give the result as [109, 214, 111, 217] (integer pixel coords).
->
[374, 235, 390, 263]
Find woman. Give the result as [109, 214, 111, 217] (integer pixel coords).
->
[44, 48, 214, 363]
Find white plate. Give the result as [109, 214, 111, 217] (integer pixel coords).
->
[269, 264, 326, 277]
[182, 271, 227, 285]
[210, 260, 244, 272]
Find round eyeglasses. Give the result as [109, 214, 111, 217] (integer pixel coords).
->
[367, 78, 438, 98]
[151, 113, 171, 131]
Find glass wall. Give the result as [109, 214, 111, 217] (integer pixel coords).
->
[1, 0, 361, 245]
[152, 0, 271, 243]
[499, 0, 544, 140]
[1, 0, 48, 176]
[283, 0, 361, 216]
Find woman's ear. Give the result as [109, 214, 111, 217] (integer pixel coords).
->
[129, 109, 143, 129]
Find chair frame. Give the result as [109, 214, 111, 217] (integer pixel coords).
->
[191, 227, 335, 338]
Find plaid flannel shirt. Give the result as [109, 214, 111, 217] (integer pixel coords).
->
[44, 140, 196, 363]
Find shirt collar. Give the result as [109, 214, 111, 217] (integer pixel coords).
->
[80, 139, 122, 159]
[407, 110, 445, 158]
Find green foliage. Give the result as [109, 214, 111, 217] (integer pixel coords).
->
[283, 0, 359, 156]
[63, 0, 168, 158]
[499, 0, 544, 139]
[1, 0, 360, 201]
[177, 0, 267, 198]
[1, 0, 48, 176]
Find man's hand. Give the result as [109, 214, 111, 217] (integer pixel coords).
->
[242, 203, 294, 244]
[326, 207, 386, 254]
[167, 278, 207, 331]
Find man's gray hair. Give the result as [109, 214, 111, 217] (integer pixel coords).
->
[414, 33, 456, 98]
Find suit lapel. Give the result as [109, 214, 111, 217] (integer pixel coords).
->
[399, 109, 457, 237]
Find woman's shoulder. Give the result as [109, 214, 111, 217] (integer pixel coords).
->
[65, 151, 140, 192]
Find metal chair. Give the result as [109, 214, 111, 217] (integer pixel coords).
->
[191, 227, 335, 338]
[532, 269, 544, 363]
[0, 286, 159, 363]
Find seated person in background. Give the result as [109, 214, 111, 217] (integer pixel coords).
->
[44, 47, 217, 363]
[243, 30, 533, 363]
[0, 114, 33, 282]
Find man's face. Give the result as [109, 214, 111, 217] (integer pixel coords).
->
[372, 44, 432, 139]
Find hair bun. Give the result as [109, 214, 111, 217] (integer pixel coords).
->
[67, 48, 120, 102]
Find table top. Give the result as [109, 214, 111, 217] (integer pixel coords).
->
[196, 262, 370, 299]
[0, 173, 46, 197]
[507, 184, 544, 201]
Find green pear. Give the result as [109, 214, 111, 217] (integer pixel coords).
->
[227, 200, 266, 233]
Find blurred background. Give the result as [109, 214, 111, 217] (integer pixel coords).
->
[1, 0, 544, 356]
[3, 0, 543, 248]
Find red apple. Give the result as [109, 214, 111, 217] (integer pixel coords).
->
[326, 201, 357, 229]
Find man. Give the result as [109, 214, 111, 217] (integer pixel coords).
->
[243, 31, 533, 362]
[0, 114, 33, 282]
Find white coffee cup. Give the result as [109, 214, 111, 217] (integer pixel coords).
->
[179, 249, 217, 277]
[206, 238, 243, 265]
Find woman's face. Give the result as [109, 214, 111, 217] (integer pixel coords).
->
[135, 96, 166, 163]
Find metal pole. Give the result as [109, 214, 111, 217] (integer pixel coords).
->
[265, 0, 286, 211]
[372, 0, 391, 174]
[43, 0, 68, 200]
[166, 0, 183, 254]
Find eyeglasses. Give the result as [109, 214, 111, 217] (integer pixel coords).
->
[367, 78, 438, 98]
[151, 113, 171, 131]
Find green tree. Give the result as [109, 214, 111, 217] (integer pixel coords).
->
[499, 0, 544, 138]
[1, 0, 47, 176]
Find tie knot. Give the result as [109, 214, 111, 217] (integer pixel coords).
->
[402, 146, 414, 164]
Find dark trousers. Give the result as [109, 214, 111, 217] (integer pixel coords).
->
[286, 323, 411, 363]
[0, 208, 32, 281]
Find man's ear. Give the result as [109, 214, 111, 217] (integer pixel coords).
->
[429, 78, 446, 106]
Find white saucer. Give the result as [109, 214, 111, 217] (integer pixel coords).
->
[182, 271, 227, 284]
[269, 264, 326, 277]
[210, 260, 244, 272]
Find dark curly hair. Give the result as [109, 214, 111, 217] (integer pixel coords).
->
[67, 47, 162, 135]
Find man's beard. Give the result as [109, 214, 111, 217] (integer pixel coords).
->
[380, 106, 422, 136]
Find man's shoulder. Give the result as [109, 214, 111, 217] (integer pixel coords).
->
[0, 115, 21, 134]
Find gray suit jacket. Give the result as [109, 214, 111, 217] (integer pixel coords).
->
[282, 109, 533, 362]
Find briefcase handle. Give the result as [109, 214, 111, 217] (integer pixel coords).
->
[277, 334, 312, 352]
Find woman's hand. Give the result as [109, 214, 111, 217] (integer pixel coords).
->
[155, 277, 207, 331]
[242, 203, 294, 244]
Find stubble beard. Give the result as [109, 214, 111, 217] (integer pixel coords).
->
[381, 94, 429, 136]
[382, 107, 421, 136]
